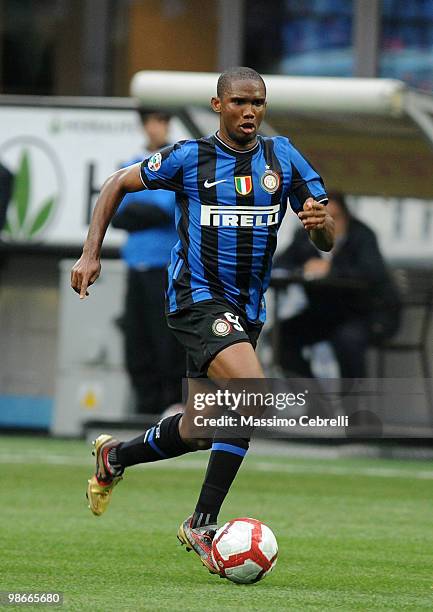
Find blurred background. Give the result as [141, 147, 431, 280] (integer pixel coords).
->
[2, 0, 433, 95]
[0, 0, 432, 441]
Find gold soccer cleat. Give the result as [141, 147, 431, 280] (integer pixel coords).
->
[86, 434, 123, 516]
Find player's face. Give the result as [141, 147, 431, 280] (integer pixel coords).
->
[212, 79, 267, 149]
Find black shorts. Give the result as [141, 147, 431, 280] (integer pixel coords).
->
[166, 300, 263, 377]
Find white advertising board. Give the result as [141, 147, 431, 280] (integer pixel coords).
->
[0, 102, 190, 247]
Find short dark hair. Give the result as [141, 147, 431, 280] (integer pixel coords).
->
[138, 108, 171, 124]
[217, 66, 266, 98]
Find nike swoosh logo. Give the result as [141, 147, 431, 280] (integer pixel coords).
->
[204, 179, 227, 188]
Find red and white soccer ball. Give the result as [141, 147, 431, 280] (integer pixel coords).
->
[211, 518, 278, 584]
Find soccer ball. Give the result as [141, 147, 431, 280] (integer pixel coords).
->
[211, 518, 278, 584]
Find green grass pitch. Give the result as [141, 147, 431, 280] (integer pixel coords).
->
[1, 435, 432, 611]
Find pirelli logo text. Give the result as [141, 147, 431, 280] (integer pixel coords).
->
[200, 204, 280, 227]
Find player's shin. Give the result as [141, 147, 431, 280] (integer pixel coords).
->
[115, 413, 192, 467]
[191, 435, 250, 528]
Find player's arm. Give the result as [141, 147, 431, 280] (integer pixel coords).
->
[285, 139, 334, 251]
[71, 162, 143, 299]
[298, 197, 335, 252]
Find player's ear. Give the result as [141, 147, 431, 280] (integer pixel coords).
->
[211, 97, 221, 113]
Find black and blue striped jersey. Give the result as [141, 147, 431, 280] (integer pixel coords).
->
[140, 133, 327, 323]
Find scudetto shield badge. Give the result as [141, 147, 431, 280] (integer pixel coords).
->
[234, 176, 253, 196]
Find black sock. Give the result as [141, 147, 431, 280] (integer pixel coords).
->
[115, 413, 192, 468]
[191, 437, 249, 528]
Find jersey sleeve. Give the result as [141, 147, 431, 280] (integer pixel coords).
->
[287, 142, 328, 213]
[140, 142, 186, 192]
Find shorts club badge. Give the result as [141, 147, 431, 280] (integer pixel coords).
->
[212, 318, 232, 337]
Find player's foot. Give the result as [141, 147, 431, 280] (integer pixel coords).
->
[177, 516, 219, 574]
[86, 434, 123, 516]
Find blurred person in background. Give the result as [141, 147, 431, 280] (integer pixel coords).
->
[274, 190, 401, 379]
[112, 109, 185, 415]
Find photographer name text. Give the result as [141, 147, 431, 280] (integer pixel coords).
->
[193, 415, 349, 428]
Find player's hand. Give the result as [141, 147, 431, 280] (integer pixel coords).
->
[298, 198, 328, 231]
[71, 255, 101, 299]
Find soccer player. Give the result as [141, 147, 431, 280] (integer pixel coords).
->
[71, 67, 334, 574]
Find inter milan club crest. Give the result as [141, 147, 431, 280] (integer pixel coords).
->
[234, 176, 253, 196]
[148, 152, 162, 172]
[260, 169, 280, 194]
[212, 318, 232, 337]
